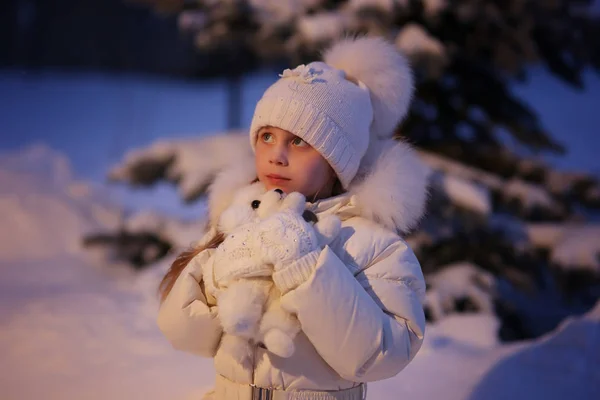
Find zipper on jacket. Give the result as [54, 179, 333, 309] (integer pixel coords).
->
[251, 343, 257, 399]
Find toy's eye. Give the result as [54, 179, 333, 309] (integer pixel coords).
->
[251, 200, 261, 209]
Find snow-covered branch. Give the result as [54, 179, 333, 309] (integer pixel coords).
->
[108, 131, 252, 203]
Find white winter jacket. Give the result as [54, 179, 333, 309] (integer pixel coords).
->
[157, 139, 430, 396]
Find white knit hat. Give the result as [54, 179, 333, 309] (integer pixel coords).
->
[250, 37, 414, 189]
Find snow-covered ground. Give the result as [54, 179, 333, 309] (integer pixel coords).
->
[1, 124, 599, 400]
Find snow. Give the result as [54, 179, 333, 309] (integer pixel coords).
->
[396, 23, 446, 59]
[424, 314, 502, 350]
[422, 0, 447, 17]
[0, 144, 121, 262]
[504, 178, 561, 213]
[124, 209, 170, 234]
[110, 132, 252, 202]
[420, 150, 564, 214]
[371, 302, 600, 400]
[348, 0, 396, 12]
[178, 11, 207, 31]
[248, 0, 327, 24]
[0, 146, 215, 400]
[545, 169, 591, 195]
[440, 174, 492, 215]
[425, 262, 496, 321]
[249, 0, 301, 24]
[526, 224, 567, 248]
[296, 12, 350, 44]
[418, 150, 505, 191]
[466, 303, 600, 400]
[123, 208, 208, 250]
[527, 224, 600, 272]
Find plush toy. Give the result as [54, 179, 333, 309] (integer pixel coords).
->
[202, 184, 341, 363]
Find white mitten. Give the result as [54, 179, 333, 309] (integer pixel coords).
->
[212, 224, 272, 288]
[256, 210, 341, 294]
[257, 210, 321, 269]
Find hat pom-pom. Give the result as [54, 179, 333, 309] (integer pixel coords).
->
[323, 37, 414, 139]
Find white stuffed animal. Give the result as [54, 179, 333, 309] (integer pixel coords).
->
[203, 183, 341, 364]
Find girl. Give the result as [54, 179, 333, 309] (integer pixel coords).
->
[157, 37, 430, 400]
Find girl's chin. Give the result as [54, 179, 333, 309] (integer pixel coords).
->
[263, 179, 293, 192]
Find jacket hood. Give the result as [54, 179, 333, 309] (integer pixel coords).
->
[206, 138, 430, 234]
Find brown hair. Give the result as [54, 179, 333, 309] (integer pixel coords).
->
[331, 178, 344, 197]
[158, 231, 225, 303]
[157, 176, 344, 303]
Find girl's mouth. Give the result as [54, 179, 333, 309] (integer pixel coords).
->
[266, 174, 291, 184]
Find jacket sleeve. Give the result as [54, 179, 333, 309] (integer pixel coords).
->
[157, 248, 223, 358]
[275, 224, 426, 382]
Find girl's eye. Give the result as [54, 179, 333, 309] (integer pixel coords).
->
[261, 132, 274, 143]
[291, 137, 307, 147]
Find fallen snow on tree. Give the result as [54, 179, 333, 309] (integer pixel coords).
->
[527, 224, 600, 272]
[396, 23, 447, 59]
[109, 131, 251, 202]
[420, 150, 563, 214]
[423, 0, 447, 17]
[545, 169, 591, 195]
[439, 173, 492, 215]
[425, 262, 496, 321]
[124, 208, 207, 250]
[418, 150, 505, 191]
[250, 0, 306, 25]
[296, 11, 351, 44]
[504, 178, 562, 213]
[349, 0, 397, 13]
[178, 11, 207, 31]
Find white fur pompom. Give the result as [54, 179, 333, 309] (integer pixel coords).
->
[323, 36, 414, 139]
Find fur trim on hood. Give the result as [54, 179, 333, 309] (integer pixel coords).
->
[206, 139, 430, 234]
[349, 138, 430, 233]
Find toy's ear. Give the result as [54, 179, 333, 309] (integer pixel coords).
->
[313, 215, 342, 247]
[280, 192, 306, 214]
[219, 183, 266, 232]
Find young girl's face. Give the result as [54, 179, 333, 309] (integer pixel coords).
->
[255, 126, 335, 200]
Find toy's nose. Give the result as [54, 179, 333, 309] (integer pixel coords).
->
[274, 189, 284, 195]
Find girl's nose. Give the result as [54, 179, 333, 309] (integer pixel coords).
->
[269, 146, 288, 166]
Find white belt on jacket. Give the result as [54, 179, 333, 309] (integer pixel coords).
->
[215, 374, 367, 400]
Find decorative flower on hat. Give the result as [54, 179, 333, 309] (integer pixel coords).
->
[279, 64, 321, 84]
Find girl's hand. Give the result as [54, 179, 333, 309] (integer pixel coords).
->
[255, 210, 320, 270]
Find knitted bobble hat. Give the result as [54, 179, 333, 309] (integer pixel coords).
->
[249, 37, 414, 189]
